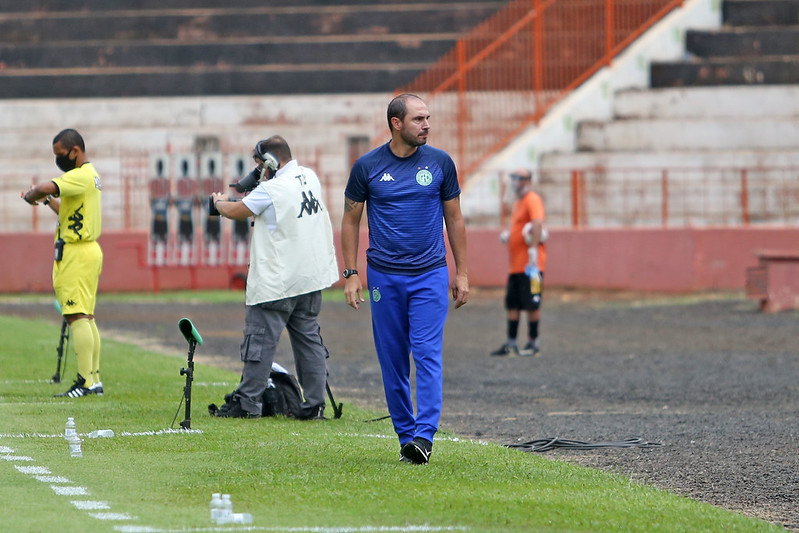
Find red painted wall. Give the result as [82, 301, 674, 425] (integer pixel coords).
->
[2, 227, 797, 294]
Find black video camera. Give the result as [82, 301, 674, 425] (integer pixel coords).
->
[208, 167, 262, 216]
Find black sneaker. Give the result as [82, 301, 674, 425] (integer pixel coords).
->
[490, 343, 519, 357]
[88, 381, 104, 396]
[520, 340, 541, 357]
[400, 437, 433, 465]
[303, 404, 327, 420]
[55, 375, 90, 398]
[214, 399, 261, 419]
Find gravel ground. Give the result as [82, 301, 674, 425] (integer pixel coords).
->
[2, 289, 797, 530]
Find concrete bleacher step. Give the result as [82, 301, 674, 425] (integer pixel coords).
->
[650, 55, 799, 87]
[0, 1, 504, 97]
[0, 0, 495, 11]
[722, 0, 799, 26]
[0, 36, 458, 70]
[650, 0, 799, 88]
[613, 85, 799, 119]
[0, 66, 430, 98]
[686, 26, 799, 56]
[577, 117, 799, 152]
[0, 3, 501, 43]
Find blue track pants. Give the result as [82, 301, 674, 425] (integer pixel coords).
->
[367, 265, 450, 446]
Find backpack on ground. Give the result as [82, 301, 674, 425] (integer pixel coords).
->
[208, 363, 318, 419]
[262, 365, 305, 418]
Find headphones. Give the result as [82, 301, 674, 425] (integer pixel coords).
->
[254, 141, 280, 181]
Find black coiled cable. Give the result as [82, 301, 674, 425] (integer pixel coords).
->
[506, 437, 662, 453]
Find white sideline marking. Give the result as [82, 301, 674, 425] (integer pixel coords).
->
[52, 485, 89, 496]
[114, 527, 468, 532]
[16, 465, 51, 474]
[35, 475, 70, 483]
[72, 500, 111, 510]
[3, 441, 134, 525]
[90, 512, 135, 521]
[336, 433, 491, 447]
[0, 428, 203, 439]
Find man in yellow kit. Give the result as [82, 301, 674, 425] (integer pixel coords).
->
[22, 129, 104, 398]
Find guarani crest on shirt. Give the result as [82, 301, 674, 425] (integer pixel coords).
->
[415, 167, 433, 186]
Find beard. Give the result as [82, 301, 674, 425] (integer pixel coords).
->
[401, 128, 427, 147]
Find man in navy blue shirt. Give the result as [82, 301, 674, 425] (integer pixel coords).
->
[341, 93, 469, 464]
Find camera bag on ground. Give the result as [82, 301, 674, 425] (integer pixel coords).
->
[208, 362, 316, 419]
[262, 365, 305, 417]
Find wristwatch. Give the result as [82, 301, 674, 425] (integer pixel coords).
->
[342, 269, 358, 279]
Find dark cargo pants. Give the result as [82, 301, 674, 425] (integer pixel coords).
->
[235, 290, 328, 416]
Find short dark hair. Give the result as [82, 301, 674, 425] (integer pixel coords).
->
[387, 93, 423, 129]
[256, 135, 292, 163]
[53, 129, 85, 152]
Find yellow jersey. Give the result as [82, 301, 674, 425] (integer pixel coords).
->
[52, 162, 102, 244]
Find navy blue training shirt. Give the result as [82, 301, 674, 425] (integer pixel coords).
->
[345, 142, 461, 275]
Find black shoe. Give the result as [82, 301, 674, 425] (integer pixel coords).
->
[55, 375, 90, 398]
[303, 404, 327, 420]
[214, 399, 261, 419]
[400, 437, 433, 465]
[490, 343, 519, 357]
[520, 339, 541, 357]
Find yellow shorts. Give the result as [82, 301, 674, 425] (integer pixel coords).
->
[52, 240, 103, 316]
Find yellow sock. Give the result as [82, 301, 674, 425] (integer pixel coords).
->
[70, 318, 94, 387]
[90, 319, 101, 385]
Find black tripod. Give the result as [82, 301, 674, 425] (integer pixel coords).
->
[173, 318, 203, 430]
[52, 316, 69, 383]
[51, 300, 69, 384]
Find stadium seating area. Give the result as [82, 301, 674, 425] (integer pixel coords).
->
[652, 0, 799, 86]
[0, 0, 504, 97]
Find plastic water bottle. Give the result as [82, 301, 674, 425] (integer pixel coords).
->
[232, 513, 253, 524]
[64, 417, 76, 440]
[217, 494, 233, 524]
[209, 493, 222, 522]
[68, 434, 83, 458]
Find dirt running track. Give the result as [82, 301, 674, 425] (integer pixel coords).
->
[2, 290, 797, 530]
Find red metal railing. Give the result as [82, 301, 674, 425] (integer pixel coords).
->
[398, 0, 684, 182]
[534, 166, 799, 227]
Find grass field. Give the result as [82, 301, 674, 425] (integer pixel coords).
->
[0, 308, 781, 533]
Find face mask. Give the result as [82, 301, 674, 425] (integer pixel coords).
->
[55, 151, 76, 172]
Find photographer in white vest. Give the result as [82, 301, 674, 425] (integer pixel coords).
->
[211, 135, 339, 419]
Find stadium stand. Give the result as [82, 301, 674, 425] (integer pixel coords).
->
[651, 0, 799, 86]
[0, 1, 505, 98]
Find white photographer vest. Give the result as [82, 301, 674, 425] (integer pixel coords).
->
[245, 166, 339, 305]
